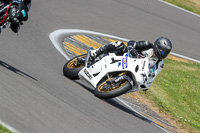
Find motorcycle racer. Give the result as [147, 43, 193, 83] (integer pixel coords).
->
[90, 37, 172, 91]
[0, 0, 31, 33]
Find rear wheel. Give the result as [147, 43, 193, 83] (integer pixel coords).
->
[63, 54, 86, 80]
[94, 75, 131, 99]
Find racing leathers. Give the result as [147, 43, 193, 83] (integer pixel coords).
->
[128, 40, 164, 90]
[90, 40, 164, 90]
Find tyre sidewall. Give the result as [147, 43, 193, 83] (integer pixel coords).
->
[94, 81, 131, 99]
[63, 54, 86, 80]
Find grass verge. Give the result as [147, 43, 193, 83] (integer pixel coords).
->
[164, 0, 200, 15]
[0, 124, 14, 133]
[140, 58, 200, 132]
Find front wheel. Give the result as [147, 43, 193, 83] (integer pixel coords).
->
[94, 76, 131, 99]
[63, 54, 86, 80]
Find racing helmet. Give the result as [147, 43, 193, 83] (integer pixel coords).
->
[153, 37, 172, 59]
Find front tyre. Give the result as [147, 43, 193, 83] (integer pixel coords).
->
[63, 54, 86, 80]
[94, 77, 131, 99]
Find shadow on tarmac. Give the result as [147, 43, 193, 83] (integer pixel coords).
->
[0, 60, 38, 81]
[74, 80, 151, 123]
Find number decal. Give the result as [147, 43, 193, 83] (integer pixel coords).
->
[84, 69, 92, 80]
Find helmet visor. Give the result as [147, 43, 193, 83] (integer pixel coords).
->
[157, 45, 170, 59]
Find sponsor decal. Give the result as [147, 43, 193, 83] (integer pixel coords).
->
[84, 69, 92, 79]
[122, 57, 128, 69]
[142, 60, 146, 71]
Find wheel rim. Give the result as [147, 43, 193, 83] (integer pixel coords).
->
[67, 55, 86, 69]
[98, 78, 127, 92]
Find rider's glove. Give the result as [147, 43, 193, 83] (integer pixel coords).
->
[129, 48, 138, 58]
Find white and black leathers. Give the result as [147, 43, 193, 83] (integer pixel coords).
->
[90, 40, 164, 89]
[130, 40, 164, 76]
[127, 40, 164, 88]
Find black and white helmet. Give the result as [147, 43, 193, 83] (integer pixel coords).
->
[153, 37, 172, 60]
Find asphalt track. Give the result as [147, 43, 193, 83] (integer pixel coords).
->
[0, 0, 199, 133]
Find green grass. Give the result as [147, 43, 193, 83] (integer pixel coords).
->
[140, 58, 200, 131]
[164, 0, 200, 15]
[160, 0, 200, 130]
[0, 124, 14, 133]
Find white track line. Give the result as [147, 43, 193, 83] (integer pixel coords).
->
[49, 29, 200, 63]
[158, 0, 200, 18]
[171, 52, 200, 63]
[116, 97, 170, 133]
[158, 0, 200, 63]
[49, 29, 129, 60]
[49, 29, 170, 133]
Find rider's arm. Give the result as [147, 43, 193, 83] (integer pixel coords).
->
[128, 40, 154, 51]
[127, 40, 154, 57]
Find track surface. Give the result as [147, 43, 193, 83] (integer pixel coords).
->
[0, 0, 199, 133]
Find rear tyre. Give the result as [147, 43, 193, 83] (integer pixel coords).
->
[63, 54, 86, 80]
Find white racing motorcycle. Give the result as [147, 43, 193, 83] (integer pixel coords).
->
[63, 48, 153, 99]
